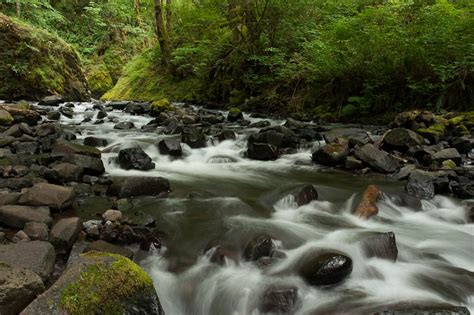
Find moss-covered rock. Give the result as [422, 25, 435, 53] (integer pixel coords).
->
[417, 123, 446, 143]
[21, 251, 164, 315]
[0, 109, 14, 126]
[150, 98, 173, 117]
[0, 13, 89, 101]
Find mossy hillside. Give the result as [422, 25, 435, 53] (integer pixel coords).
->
[0, 13, 89, 101]
[60, 251, 155, 315]
[85, 63, 113, 99]
[102, 49, 205, 102]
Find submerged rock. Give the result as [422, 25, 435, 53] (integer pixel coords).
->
[298, 252, 353, 286]
[291, 185, 319, 206]
[21, 251, 164, 315]
[107, 177, 170, 198]
[243, 235, 275, 261]
[355, 185, 381, 219]
[259, 286, 299, 314]
[359, 232, 398, 261]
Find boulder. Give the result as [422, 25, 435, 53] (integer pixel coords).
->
[405, 170, 436, 200]
[217, 130, 237, 142]
[259, 286, 299, 314]
[50, 217, 82, 250]
[0, 191, 22, 206]
[83, 136, 108, 147]
[47, 111, 60, 120]
[298, 252, 353, 286]
[113, 121, 135, 130]
[20, 183, 75, 210]
[107, 177, 171, 198]
[158, 138, 182, 157]
[249, 127, 298, 149]
[227, 108, 243, 122]
[59, 107, 73, 119]
[21, 251, 164, 315]
[39, 95, 64, 106]
[0, 106, 40, 126]
[12, 230, 31, 243]
[0, 109, 14, 126]
[0, 205, 52, 228]
[0, 264, 45, 315]
[291, 185, 318, 206]
[102, 209, 123, 222]
[451, 136, 472, 154]
[312, 139, 349, 166]
[181, 129, 207, 148]
[50, 163, 82, 183]
[0, 241, 55, 281]
[118, 147, 155, 171]
[247, 142, 279, 160]
[359, 232, 398, 261]
[243, 235, 274, 261]
[62, 154, 105, 176]
[24, 222, 49, 241]
[452, 182, 474, 199]
[383, 128, 424, 150]
[431, 148, 462, 166]
[354, 185, 381, 219]
[345, 156, 365, 170]
[51, 140, 101, 158]
[355, 144, 400, 173]
[84, 240, 133, 259]
[323, 128, 370, 146]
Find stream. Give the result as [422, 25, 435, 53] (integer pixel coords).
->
[47, 102, 473, 314]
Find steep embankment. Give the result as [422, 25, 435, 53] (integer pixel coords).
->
[0, 13, 89, 101]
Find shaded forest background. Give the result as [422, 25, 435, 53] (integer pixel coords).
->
[1, 0, 473, 121]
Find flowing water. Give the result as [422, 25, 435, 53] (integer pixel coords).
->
[50, 102, 473, 314]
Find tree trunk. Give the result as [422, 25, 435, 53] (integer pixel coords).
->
[16, 0, 21, 17]
[134, 0, 142, 27]
[166, 0, 172, 34]
[154, 0, 171, 65]
[227, 0, 241, 45]
[243, 0, 257, 48]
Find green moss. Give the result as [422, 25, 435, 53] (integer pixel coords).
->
[86, 63, 113, 98]
[151, 98, 172, 115]
[0, 13, 88, 101]
[60, 251, 154, 315]
[228, 107, 241, 115]
[0, 109, 14, 126]
[448, 115, 465, 126]
[442, 159, 456, 169]
[17, 100, 31, 110]
[102, 49, 204, 102]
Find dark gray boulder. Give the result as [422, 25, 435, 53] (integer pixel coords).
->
[118, 147, 155, 171]
[355, 144, 400, 173]
[298, 252, 353, 286]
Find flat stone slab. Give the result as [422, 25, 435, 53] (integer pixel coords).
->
[0, 241, 55, 281]
[0, 205, 52, 228]
[0, 263, 45, 315]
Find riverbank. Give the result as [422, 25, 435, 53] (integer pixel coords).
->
[0, 99, 472, 314]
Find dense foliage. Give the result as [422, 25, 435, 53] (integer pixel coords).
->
[1, 0, 473, 120]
